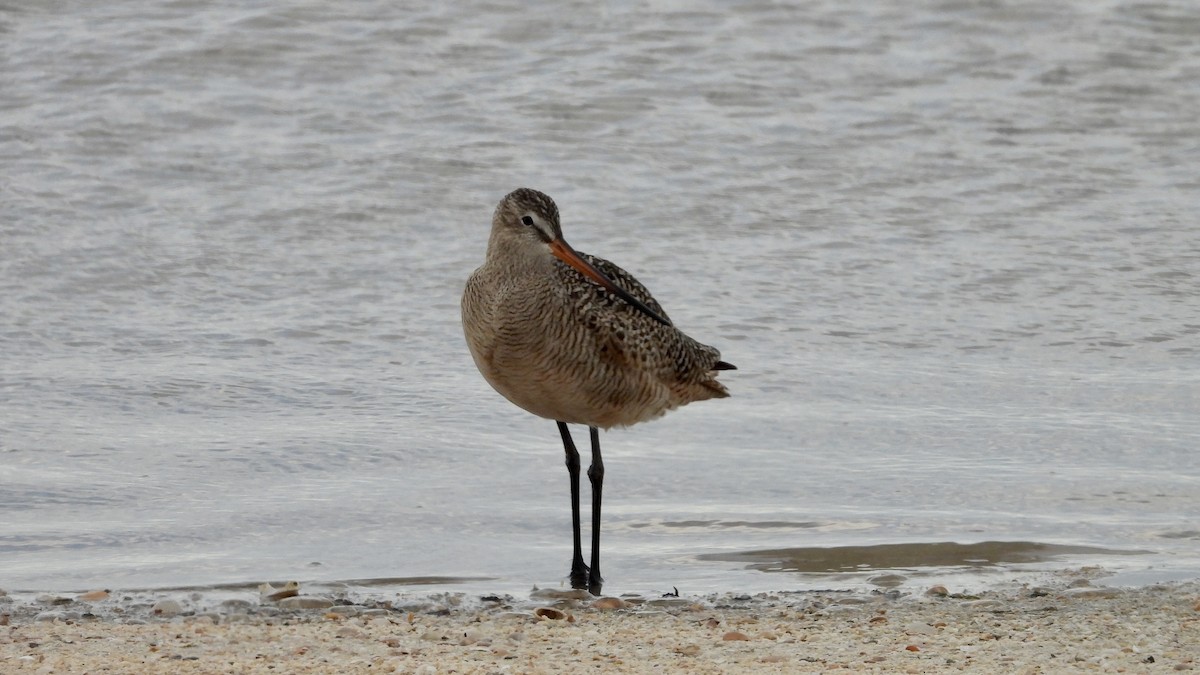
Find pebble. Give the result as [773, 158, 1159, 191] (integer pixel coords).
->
[832, 596, 871, 605]
[529, 588, 591, 601]
[722, 631, 750, 641]
[592, 597, 626, 611]
[78, 590, 110, 602]
[961, 599, 1004, 610]
[458, 628, 485, 645]
[1063, 587, 1123, 600]
[534, 607, 566, 620]
[335, 626, 367, 639]
[905, 622, 936, 635]
[152, 600, 184, 617]
[869, 574, 907, 588]
[646, 597, 693, 609]
[36, 594, 72, 606]
[926, 585, 949, 597]
[276, 597, 334, 610]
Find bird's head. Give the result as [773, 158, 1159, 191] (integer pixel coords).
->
[489, 188, 670, 326]
[492, 187, 563, 245]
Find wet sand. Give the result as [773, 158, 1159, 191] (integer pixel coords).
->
[2, 572, 1197, 673]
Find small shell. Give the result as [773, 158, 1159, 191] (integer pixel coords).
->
[260, 581, 301, 602]
[592, 597, 626, 610]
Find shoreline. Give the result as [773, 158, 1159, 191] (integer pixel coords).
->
[3, 572, 1197, 673]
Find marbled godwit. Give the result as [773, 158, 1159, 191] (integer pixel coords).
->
[462, 188, 734, 594]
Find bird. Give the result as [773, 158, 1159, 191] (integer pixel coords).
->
[461, 187, 734, 595]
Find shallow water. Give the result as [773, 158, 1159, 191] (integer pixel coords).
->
[2, 0, 1198, 596]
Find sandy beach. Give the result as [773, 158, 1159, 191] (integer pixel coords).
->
[3, 572, 1196, 674]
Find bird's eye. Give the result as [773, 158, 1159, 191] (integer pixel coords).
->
[521, 215, 535, 227]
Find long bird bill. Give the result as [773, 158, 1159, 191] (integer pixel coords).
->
[548, 238, 671, 327]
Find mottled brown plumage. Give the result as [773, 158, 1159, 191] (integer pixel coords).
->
[460, 187, 734, 594]
[462, 188, 732, 428]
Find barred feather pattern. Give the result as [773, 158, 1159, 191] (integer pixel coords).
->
[463, 236, 730, 430]
[462, 187, 732, 428]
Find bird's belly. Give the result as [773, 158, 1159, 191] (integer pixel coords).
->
[472, 342, 673, 429]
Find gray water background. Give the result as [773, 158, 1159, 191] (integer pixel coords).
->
[2, 0, 1198, 595]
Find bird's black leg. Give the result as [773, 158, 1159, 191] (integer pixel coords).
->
[557, 421, 589, 589]
[586, 425, 604, 595]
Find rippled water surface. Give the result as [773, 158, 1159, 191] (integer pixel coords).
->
[2, 1, 1198, 595]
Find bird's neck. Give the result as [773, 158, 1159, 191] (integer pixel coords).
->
[486, 235, 556, 276]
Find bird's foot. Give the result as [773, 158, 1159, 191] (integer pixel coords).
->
[569, 562, 590, 591]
